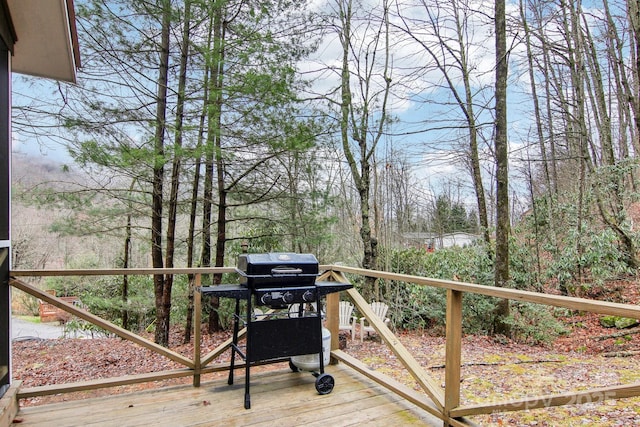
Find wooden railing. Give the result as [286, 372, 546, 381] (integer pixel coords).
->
[326, 265, 640, 426]
[9, 266, 640, 427]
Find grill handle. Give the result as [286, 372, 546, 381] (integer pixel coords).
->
[271, 267, 303, 275]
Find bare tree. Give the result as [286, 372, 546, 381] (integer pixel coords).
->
[629, 0, 640, 153]
[334, 0, 393, 298]
[395, 0, 492, 247]
[581, 10, 638, 269]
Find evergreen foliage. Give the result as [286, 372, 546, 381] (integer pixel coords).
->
[376, 244, 568, 343]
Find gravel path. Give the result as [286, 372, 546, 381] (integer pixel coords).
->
[11, 316, 64, 340]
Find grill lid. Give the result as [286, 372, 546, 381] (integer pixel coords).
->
[237, 252, 319, 287]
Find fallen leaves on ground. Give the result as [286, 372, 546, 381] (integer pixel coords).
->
[345, 308, 640, 426]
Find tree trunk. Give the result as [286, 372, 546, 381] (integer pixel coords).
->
[165, 0, 191, 341]
[602, 0, 635, 162]
[184, 155, 203, 343]
[205, 1, 226, 332]
[520, 0, 552, 192]
[493, 0, 510, 334]
[152, 0, 171, 347]
[336, 0, 391, 299]
[630, 0, 640, 153]
[564, 0, 591, 287]
[121, 210, 131, 330]
[213, 24, 227, 288]
[184, 14, 211, 342]
[520, 0, 558, 254]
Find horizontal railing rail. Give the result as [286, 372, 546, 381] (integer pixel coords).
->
[9, 265, 640, 426]
[328, 265, 640, 318]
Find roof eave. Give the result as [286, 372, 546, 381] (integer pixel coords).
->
[7, 0, 80, 83]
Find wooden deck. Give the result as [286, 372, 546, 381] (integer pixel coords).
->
[13, 363, 442, 426]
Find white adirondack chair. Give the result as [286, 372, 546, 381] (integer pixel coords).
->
[287, 302, 320, 318]
[338, 301, 356, 340]
[360, 301, 391, 342]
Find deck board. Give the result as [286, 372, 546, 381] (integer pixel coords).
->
[15, 364, 442, 426]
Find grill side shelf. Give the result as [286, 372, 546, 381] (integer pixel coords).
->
[314, 281, 353, 295]
[198, 284, 249, 299]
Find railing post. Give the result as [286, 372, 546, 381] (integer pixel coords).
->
[444, 289, 462, 426]
[321, 269, 349, 355]
[193, 274, 202, 387]
[326, 292, 339, 353]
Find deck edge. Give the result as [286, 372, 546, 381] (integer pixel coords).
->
[0, 380, 21, 427]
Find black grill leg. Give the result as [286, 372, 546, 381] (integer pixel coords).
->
[228, 298, 241, 385]
[317, 291, 325, 374]
[245, 294, 252, 409]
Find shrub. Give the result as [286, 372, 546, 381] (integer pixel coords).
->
[377, 245, 568, 341]
[47, 274, 156, 333]
[545, 228, 635, 294]
[503, 303, 568, 345]
[46, 273, 195, 334]
[379, 245, 499, 335]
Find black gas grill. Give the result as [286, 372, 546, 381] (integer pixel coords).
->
[199, 252, 352, 409]
[238, 252, 320, 309]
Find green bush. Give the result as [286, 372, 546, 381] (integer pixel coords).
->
[46, 273, 195, 334]
[377, 244, 568, 341]
[545, 228, 635, 293]
[379, 245, 500, 335]
[47, 274, 156, 333]
[503, 303, 568, 345]
[515, 190, 638, 296]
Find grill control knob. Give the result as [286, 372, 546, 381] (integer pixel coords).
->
[302, 290, 315, 302]
[260, 293, 272, 305]
[282, 291, 294, 304]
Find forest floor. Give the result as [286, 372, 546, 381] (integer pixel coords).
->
[11, 280, 640, 426]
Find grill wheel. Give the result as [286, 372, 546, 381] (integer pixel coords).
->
[315, 373, 335, 395]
